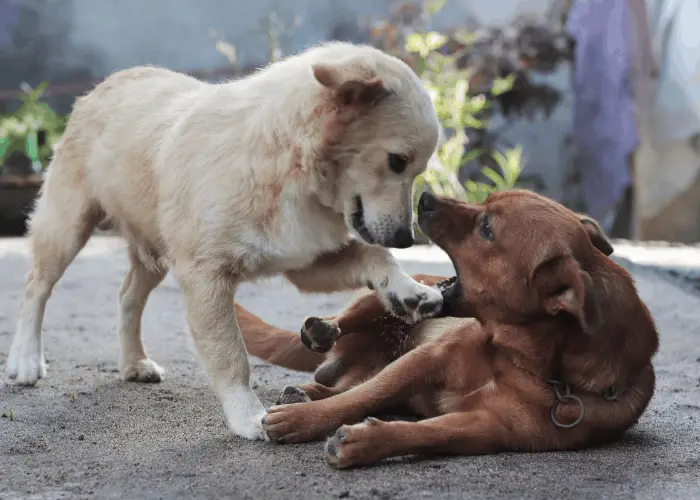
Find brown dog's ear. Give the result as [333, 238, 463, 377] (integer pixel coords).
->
[534, 255, 602, 335]
[578, 214, 614, 256]
[312, 63, 389, 107]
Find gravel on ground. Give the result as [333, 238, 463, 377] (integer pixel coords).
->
[1, 237, 699, 500]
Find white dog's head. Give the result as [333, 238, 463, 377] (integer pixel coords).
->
[308, 43, 440, 248]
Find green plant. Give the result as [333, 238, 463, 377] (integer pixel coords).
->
[0, 82, 67, 171]
[404, 30, 522, 206]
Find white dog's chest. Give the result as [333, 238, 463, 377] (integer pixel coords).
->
[233, 209, 349, 277]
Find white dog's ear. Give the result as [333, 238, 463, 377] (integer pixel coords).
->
[312, 63, 389, 107]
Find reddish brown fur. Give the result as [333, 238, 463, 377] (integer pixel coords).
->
[238, 190, 659, 468]
[235, 305, 324, 372]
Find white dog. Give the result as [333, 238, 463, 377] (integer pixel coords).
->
[6, 42, 442, 440]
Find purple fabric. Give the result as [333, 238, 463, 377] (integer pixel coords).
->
[566, 0, 638, 220]
[0, 0, 20, 46]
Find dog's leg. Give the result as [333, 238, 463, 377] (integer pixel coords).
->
[276, 374, 368, 405]
[286, 241, 443, 323]
[263, 321, 490, 443]
[7, 160, 98, 385]
[301, 287, 414, 353]
[325, 410, 504, 468]
[175, 263, 267, 440]
[118, 248, 167, 383]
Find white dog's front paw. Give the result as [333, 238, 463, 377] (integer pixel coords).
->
[376, 273, 443, 324]
[120, 359, 164, 383]
[221, 385, 269, 441]
[7, 339, 46, 385]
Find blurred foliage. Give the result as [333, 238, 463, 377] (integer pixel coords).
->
[367, 0, 573, 207]
[404, 29, 522, 203]
[0, 82, 66, 172]
[212, 1, 302, 68]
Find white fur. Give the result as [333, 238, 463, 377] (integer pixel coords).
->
[6, 42, 442, 440]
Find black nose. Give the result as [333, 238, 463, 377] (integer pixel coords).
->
[418, 192, 437, 215]
[390, 227, 414, 249]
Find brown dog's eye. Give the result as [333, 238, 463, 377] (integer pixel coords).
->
[388, 153, 408, 174]
[479, 214, 494, 241]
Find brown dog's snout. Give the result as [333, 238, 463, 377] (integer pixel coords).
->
[417, 192, 438, 216]
[417, 192, 445, 236]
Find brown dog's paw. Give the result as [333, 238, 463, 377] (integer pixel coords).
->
[326, 417, 384, 469]
[300, 317, 341, 353]
[262, 403, 335, 444]
[275, 386, 312, 406]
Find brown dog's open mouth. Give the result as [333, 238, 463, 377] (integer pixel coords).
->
[436, 276, 457, 295]
[437, 275, 462, 316]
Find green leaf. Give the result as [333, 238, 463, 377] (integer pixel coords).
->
[26, 132, 39, 162]
[424, 32, 447, 52]
[462, 115, 486, 129]
[464, 179, 479, 193]
[415, 56, 428, 77]
[481, 166, 506, 188]
[405, 33, 427, 55]
[491, 74, 515, 96]
[492, 147, 523, 187]
[461, 147, 482, 165]
[438, 136, 464, 170]
[35, 81, 49, 97]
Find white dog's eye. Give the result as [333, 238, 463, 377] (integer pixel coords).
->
[388, 153, 408, 174]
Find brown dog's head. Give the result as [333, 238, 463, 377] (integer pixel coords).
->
[307, 42, 440, 248]
[417, 190, 614, 333]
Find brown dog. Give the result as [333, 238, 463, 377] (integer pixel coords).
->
[237, 190, 659, 468]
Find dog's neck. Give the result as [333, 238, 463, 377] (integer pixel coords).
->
[558, 258, 658, 392]
[486, 256, 658, 394]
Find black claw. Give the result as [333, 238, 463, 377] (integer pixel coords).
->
[301, 317, 340, 353]
[327, 440, 337, 457]
[277, 437, 286, 444]
[276, 385, 311, 405]
[300, 328, 314, 350]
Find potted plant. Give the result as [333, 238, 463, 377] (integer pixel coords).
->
[0, 82, 66, 235]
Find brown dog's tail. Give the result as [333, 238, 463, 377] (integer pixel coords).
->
[235, 303, 325, 372]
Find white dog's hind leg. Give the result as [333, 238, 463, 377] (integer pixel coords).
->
[118, 248, 167, 383]
[175, 263, 267, 440]
[8, 156, 97, 385]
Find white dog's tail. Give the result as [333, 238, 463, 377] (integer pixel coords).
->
[235, 304, 325, 372]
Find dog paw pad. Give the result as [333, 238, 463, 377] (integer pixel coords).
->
[275, 385, 312, 405]
[121, 359, 164, 383]
[300, 317, 341, 353]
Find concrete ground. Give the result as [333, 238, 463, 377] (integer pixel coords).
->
[1, 236, 699, 500]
